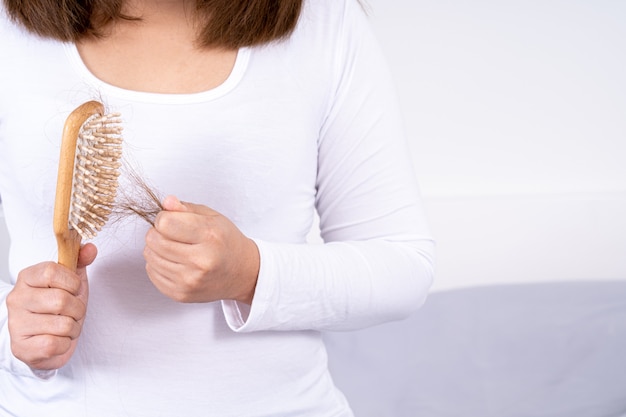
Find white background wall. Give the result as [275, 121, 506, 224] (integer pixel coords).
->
[368, 0, 626, 197]
[366, 0, 626, 291]
[2, 0, 626, 288]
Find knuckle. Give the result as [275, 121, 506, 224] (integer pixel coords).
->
[75, 300, 87, 319]
[52, 316, 71, 335]
[55, 316, 79, 338]
[43, 263, 79, 293]
[145, 228, 158, 247]
[143, 245, 152, 261]
[182, 270, 205, 288]
[180, 275, 194, 290]
[202, 224, 220, 242]
[37, 335, 63, 358]
[51, 274, 78, 295]
[6, 316, 22, 339]
[188, 260, 204, 275]
[155, 212, 174, 232]
[170, 290, 190, 303]
[153, 212, 163, 230]
[40, 262, 60, 283]
[5, 290, 19, 309]
[10, 340, 33, 364]
[192, 251, 215, 272]
[48, 290, 70, 314]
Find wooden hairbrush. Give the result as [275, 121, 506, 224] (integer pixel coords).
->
[53, 101, 123, 271]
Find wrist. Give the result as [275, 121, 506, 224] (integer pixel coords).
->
[237, 238, 259, 305]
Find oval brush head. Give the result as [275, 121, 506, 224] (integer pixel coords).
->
[53, 101, 123, 270]
[70, 112, 123, 239]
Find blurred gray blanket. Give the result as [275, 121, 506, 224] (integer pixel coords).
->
[324, 281, 626, 417]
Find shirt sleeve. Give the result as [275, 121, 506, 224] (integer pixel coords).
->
[222, 0, 435, 332]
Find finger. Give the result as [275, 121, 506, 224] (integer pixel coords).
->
[144, 262, 187, 302]
[22, 288, 86, 320]
[145, 222, 217, 266]
[143, 244, 188, 275]
[145, 226, 192, 262]
[17, 263, 82, 295]
[154, 211, 217, 244]
[16, 313, 83, 340]
[14, 334, 72, 366]
[156, 196, 222, 243]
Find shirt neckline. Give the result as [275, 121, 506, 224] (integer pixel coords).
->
[64, 42, 250, 104]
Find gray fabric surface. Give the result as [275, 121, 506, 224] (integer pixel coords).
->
[324, 281, 626, 417]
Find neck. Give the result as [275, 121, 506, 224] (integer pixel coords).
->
[75, 0, 238, 94]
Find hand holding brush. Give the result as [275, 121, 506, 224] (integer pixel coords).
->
[6, 102, 122, 371]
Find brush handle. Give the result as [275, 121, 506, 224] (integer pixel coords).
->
[53, 101, 104, 272]
[56, 229, 82, 271]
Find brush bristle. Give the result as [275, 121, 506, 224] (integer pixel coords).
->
[69, 113, 123, 240]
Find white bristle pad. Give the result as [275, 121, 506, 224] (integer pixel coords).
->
[69, 113, 123, 240]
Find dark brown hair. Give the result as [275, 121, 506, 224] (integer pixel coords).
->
[2, 0, 303, 48]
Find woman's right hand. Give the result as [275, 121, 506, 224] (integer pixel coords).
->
[6, 244, 96, 371]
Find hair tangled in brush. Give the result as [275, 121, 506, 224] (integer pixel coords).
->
[114, 160, 164, 227]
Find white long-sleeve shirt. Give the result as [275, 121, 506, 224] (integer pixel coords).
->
[0, 0, 434, 415]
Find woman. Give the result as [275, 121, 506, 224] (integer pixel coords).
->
[0, 0, 434, 415]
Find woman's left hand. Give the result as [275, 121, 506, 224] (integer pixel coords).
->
[144, 195, 259, 304]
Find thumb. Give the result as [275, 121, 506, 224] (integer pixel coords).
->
[161, 195, 189, 212]
[75, 243, 95, 305]
[162, 195, 218, 217]
[77, 243, 98, 271]
[161, 195, 215, 216]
